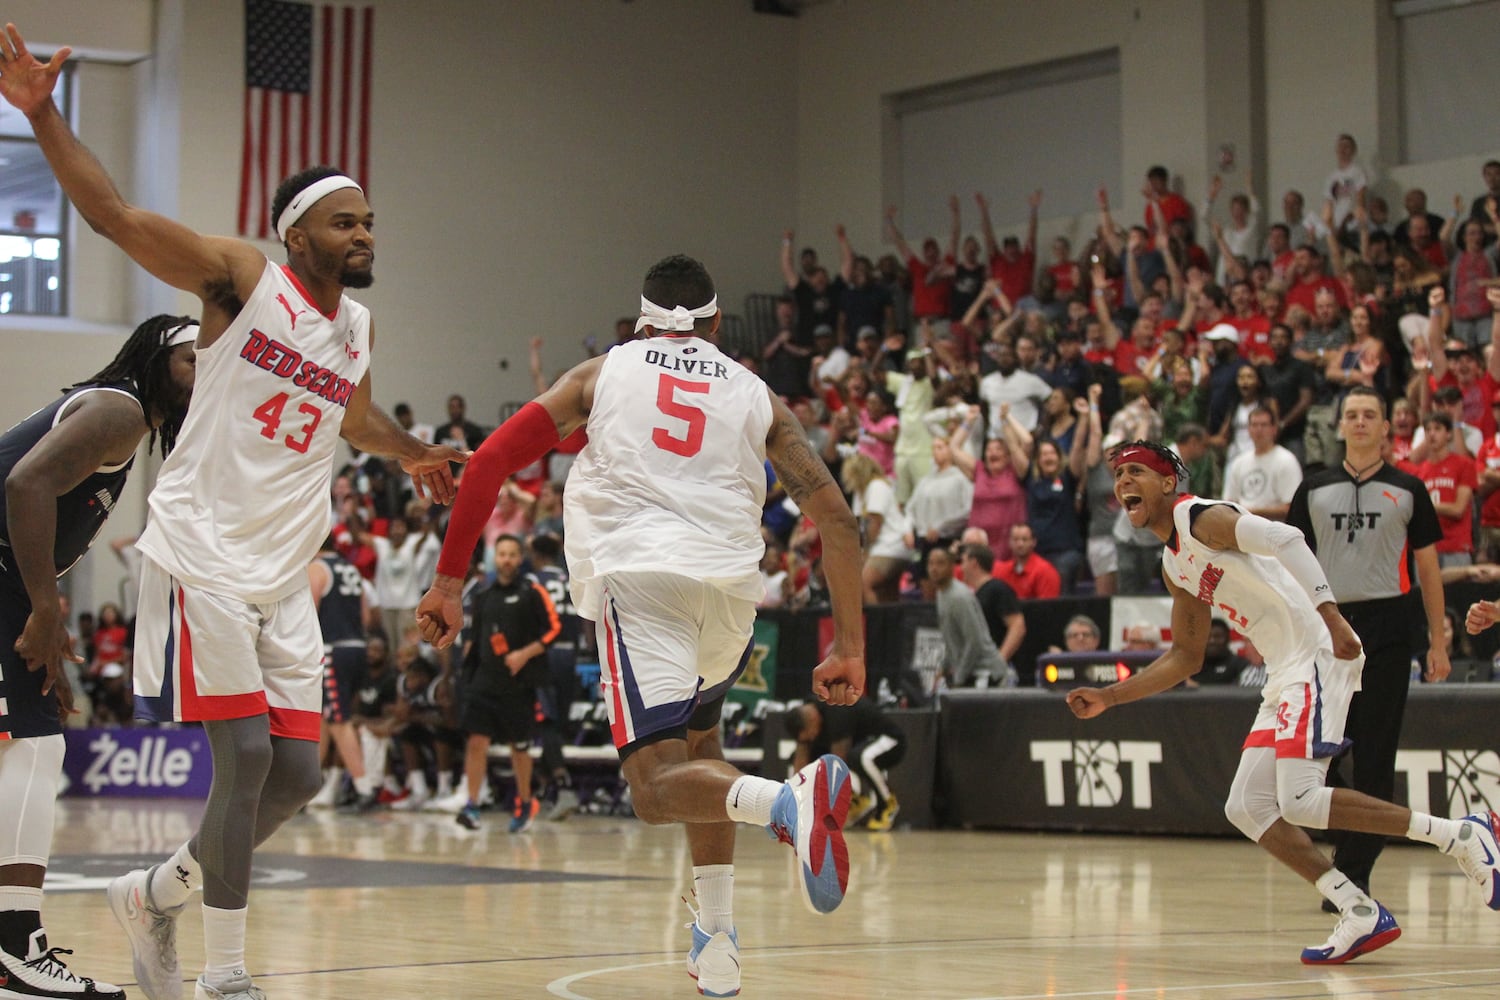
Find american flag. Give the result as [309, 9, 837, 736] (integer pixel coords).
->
[238, 0, 374, 239]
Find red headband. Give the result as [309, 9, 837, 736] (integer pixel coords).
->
[1110, 445, 1176, 479]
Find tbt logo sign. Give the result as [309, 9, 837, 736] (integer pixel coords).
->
[1030, 740, 1163, 808]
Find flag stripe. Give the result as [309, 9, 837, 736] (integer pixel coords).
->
[358, 5, 372, 196]
[239, 1, 373, 239]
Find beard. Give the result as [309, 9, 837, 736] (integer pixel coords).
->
[308, 237, 375, 289]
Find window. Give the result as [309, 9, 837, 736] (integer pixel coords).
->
[0, 63, 70, 316]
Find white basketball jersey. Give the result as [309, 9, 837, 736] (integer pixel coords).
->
[564, 335, 773, 620]
[1160, 496, 1328, 670]
[136, 259, 371, 603]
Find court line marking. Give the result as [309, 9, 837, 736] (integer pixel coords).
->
[544, 935, 1500, 1000]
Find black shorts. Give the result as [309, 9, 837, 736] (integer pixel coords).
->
[0, 570, 60, 740]
[460, 657, 546, 743]
[322, 644, 366, 724]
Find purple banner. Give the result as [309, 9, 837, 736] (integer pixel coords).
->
[62, 728, 211, 799]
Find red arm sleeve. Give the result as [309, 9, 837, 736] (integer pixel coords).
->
[434, 402, 560, 579]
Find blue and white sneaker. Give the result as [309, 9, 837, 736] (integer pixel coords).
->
[1300, 900, 1401, 965]
[1450, 810, 1500, 909]
[683, 898, 740, 998]
[767, 753, 852, 915]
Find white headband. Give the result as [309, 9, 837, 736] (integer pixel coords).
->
[164, 320, 199, 349]
[275, 175, 364, 243]
[634, 294, 719, 334]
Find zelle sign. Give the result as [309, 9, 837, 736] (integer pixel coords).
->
[82, 732, 195, 793]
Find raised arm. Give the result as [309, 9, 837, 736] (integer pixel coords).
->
[1321, 201, 1347, 278]
[1097, 187, 1123, 258]
[765, 392, 866, 704]
[1067, 395, 1090, 479]
[947, 194, 961, 260]
[0, 24, 261, 342]
[975, 192, 1000, 259]
[836, 223, 854, 283]
[1124, 229, 1148, 304]
[528, 336, 551, 396]
[949, 406, 981, 479]
[779, 229, 800, 288]
[1024, 189, 1042, 254]
[885, 206, 916, 262]
[1427, 286, 1452, 381]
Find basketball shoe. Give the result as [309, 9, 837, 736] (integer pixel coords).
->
[766, 754, 852, 915]
[193, 970, 265, 999]
[0, 930, 125, 998]
[509, 797, 541, 833]
[683, 894, 739, 998]
[1447, 810, 1500, 909]
[107, 866, 183, 1000]
[455, 803, 482, 831]
[864, 795, 900, 832]
[846, 792, 875, 827]
[1300, 900, 1400, 964]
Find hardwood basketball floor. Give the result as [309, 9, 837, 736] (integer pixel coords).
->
[42, 799, 1500, 998]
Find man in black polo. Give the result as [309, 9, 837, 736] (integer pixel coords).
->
[1287, 385, 1449, 908]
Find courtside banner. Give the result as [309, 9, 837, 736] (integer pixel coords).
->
[939, 686, 1500, 834]
[62, 727, 212, 799]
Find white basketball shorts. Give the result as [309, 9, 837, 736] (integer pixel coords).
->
[133, 556, 323, 741]
[594, 571, 756, 751]
[1243, 648, 1364, 760]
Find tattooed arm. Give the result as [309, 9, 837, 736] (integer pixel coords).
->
[1067, 574, 1208, 718]
[765, 390, 866, 704]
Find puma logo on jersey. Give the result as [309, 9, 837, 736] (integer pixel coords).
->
[276, 293, 307, 330]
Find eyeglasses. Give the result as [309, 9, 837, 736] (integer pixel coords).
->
[1065, 630, 1094, 640]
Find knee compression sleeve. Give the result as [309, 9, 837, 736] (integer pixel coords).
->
[196, 718, 274, 909]
[0, 735, 64, 867]
[1277, 756, 1334, 830]
[253, 736, 322, 846]
[1224, 747, 1281, 842]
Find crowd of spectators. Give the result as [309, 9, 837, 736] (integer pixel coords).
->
[63, 139, 1500, 734]
[744, 142, 1500, 683]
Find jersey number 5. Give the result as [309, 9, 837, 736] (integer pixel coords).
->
[652, 374, 710, 457]
[253, 392, 322, 454]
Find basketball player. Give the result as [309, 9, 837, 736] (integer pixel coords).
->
[0, 315, 195, 998]
[0, 24, 466, 1000]
[418, 255, 866, 997]
[1067, 440, 1500, 965]
[307, 536, 378, 812]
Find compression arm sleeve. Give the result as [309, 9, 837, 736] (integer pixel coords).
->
[1233, 512, 1334, 607]
[434, 401, 560, 579]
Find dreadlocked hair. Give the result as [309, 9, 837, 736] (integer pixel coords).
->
[67, 314, 195, 458]
[1107, 438, 1191, 488]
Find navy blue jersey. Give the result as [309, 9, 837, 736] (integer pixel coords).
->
[532, 564, 581, 646]
[316, 552, 366, 646]
[0, 385, 141, 577]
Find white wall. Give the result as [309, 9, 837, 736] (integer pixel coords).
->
[5, 0, 1500, 616]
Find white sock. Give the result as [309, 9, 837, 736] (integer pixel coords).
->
[725, 775, 783, 826]
[150, 843, 201, 909]
[201, 904, 247, 983]
[0, 886, 42, 914]
[692, 865, 734, 934]
[1315, 868, 1371, 913]
[437, 773, 454, 797]
[1407, 812, 1465, 852]
[408, 771, 429, 797]
[352, 773, 378, 797]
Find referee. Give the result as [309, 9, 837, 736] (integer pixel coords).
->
[1287, 385, 1450, 907]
